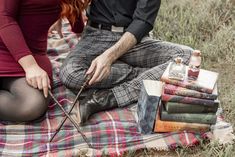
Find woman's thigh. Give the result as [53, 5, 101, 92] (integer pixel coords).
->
[0, 77, 48, 122]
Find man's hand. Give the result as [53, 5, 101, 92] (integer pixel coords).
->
[86, 53, 113, 85]
[86, 32, 137, 85]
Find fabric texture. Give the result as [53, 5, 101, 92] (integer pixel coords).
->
[0, 0, 84, 78]
[59, 26, 192, 107]
[0, 22, 234, 157]
[88, 0, 161, 42]
[0, 0, 60, 78]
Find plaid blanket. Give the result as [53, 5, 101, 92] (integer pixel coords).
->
[0, 22, 234, 157]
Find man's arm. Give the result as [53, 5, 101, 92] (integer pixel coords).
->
[87, 0, 161, 85]
[87, 32, 137, 85]
[126, 0, 161, 43]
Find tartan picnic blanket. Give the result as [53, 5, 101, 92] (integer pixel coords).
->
[0, 22, 234, 157]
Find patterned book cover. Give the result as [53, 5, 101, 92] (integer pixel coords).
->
[154, 110, 210, 133]
[137, 80, 163, 134]
[162, 90, 219, 106]
[161, 62, 219, 94]
[164, 102, 218, 113]
[164, 83, 218, 100]
[160, 106, 217, 124]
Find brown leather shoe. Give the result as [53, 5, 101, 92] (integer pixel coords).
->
[77, 89, 118, 125]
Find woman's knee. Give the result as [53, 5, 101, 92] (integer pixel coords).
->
[19, 94, 48, 122]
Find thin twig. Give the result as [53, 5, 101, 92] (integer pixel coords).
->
[49, 75, 93, 148]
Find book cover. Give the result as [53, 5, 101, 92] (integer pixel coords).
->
[164, 102, 218, 113]
[137, 80, 163, 134]
[154, 110, 210, 133]
[164, 83, 218, 100]
[160, 106, 217, 124]
[162, 90, 219, 106]
[161, 62, 219, 94]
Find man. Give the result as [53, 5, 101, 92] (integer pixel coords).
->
[60, 0, 192, 124]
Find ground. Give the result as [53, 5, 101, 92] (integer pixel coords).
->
[123, 0, 235, 156]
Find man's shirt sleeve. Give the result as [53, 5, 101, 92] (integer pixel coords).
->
[125, 0, 161, 42]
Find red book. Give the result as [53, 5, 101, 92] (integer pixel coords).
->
[164, 83, 218, 100]
[162, 90, 219, 106]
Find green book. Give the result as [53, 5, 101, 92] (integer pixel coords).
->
[164, 101, 218, 113]
[160, 106, 217, 124]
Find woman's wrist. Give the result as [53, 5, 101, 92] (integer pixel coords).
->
[18, 55, 39, 71]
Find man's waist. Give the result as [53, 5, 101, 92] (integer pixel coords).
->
[87, 21, 126, 33]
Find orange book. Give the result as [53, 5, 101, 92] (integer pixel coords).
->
[154, 110, 210, 133]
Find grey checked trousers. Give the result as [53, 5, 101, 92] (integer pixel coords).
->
[60, 26, 192, 107]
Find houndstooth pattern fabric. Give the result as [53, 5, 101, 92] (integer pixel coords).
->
[60, 26, 192, 107]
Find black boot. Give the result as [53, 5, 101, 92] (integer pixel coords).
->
[77, 89, 118, 124]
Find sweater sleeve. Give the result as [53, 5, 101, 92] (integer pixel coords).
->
[0, 0, 32, 62]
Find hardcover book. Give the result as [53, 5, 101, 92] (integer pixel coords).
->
[162, 90, 219, 106]
[137, 80, 163, 134]
[164, 102, 218, 113]
[164, 83, 218, 100]
[154, 110, 210, 133]
[160, 106, 217, 124]
[161, 62, 219, 94]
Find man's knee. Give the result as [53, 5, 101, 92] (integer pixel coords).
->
[59, 63, 86, 90]
[181, 46, 193, 64]
[173, 44, 193, 64]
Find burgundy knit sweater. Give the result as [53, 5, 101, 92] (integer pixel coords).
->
[0, 0, 83, 79]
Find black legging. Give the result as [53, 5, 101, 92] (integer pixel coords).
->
[0, 77, 48, 122]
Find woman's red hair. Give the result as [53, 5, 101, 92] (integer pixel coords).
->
[60, 0, 91, 25]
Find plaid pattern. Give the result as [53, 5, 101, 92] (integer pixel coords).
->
[60, 26, 192, 107]
[0, 21, 233, 157]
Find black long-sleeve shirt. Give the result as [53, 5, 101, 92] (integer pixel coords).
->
[88, 0, 161, 42]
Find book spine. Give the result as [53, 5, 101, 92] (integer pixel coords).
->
[161, 77, 213, 94]
[162, 93, 217, 106]
[161, 109, 217, 124]
[164, 85, 217, 100]
[165, 102, 218, 113]
[154, 119, 210, 133]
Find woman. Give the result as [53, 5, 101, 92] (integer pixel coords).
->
[0, 0, 89, 122]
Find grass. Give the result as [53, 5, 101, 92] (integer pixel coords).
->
[153, 0, 235, 127]
[124, 0, 235, 156]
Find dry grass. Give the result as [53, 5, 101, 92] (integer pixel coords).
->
[122, 0, 235, 156]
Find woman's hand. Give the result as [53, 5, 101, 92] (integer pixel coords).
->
[48, 19, 63, 38]
[86, 53, 113, 85]
[18, 55, 50, 98]
[24, 64, 51, 98]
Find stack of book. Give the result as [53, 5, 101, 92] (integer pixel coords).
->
[154, 63, 219, 133]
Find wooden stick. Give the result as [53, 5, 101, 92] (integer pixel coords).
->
[49, 75, 92, 148]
